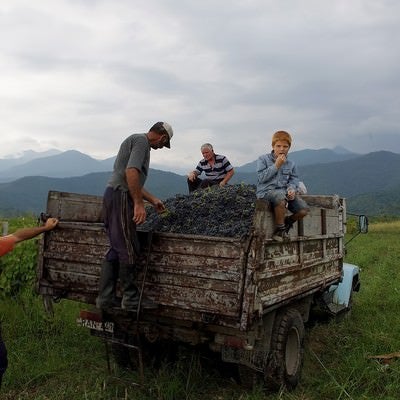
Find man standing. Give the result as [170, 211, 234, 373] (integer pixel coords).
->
[96, 121, 173, 311]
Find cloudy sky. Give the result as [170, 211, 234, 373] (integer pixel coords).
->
[1, 0, 399, 174]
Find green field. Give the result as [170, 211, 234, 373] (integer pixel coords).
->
[1, 219, 400, 399]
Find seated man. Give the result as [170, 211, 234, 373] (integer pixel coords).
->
[187, 143, 234, 193]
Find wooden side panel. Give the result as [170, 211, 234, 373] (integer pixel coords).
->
[240, 196, 345, 325]
[255, 241, 342, 308]
[38, 223, 105, 298]
[38, 193, 245, 326]
[46, 191, 104, 222]
[140, 235, 244, 318]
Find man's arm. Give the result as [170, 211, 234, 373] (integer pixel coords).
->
[142, 187, 166, 214]
[125, 167, 146, 225]
[12, 218, 58, 243]
[219, 168, 234, 186]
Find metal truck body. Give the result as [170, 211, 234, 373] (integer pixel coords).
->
[36, 190, 359, 389]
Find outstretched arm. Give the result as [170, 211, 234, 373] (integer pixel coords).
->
[12, 218, 59, 243]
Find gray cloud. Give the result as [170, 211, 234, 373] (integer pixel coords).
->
[0, 0, 399, 173]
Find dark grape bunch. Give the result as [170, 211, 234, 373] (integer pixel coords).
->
[140, 184, 257, 238]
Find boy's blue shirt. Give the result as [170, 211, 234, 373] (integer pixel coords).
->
[256, 151, 300, 199]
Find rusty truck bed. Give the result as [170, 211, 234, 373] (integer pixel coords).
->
[37, 191, 345, 332]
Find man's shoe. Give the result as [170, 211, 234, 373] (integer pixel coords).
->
[272, 227, 289, 242]
[96, 260, 120, 309]
[284, 216, 295, 233]
[140, 297, 158, 310]
[96, 297, 121, 310]
[121, 296, 158, 311]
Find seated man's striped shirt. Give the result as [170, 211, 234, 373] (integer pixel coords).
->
[195, 154, 233, 181]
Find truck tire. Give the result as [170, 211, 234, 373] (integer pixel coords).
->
[265, 308, 305, 391]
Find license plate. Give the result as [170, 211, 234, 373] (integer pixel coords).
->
[76, 317, 114, 333]
[76, 310, 114, 333]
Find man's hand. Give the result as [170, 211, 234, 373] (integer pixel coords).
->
[44, 218, 59, 230]
[153, 198, 166, 214]
[187, 171, 197, 182]
[133, 202, 146, 225]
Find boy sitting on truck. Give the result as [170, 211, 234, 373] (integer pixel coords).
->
[256, 130, 309, 241]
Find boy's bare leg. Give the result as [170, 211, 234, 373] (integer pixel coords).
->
[290, 209, 308, 222]
[274, 201, 287, 226]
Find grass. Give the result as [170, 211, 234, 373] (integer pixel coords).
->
[1, 220, 400, 399]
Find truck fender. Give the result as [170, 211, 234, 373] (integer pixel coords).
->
[332, 263, 360, 308]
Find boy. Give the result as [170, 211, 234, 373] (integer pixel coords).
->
[256, 130, 308, 241]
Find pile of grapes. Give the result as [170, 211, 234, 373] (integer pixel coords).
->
[141, 184, 257, 238]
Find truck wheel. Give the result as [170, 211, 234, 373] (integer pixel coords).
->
[265, 308, 305, 391]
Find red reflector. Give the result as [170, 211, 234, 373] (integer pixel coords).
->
[79, 310, 102, 322]
[224, 336, 246, 349]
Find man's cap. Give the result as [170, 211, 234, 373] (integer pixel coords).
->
[272, 130, 292, 147]
[161, 122, 173, 148]
[150, 121, 174, 148]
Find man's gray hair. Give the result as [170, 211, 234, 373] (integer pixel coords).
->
[201, 143, 213, 151]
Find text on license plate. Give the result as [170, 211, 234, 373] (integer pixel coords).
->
[76, 317, 114, 333]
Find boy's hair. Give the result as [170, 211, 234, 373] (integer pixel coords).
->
[272, 131, 292, 147]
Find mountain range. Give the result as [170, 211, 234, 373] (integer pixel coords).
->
[0, 147, 358, 182]
[0, 148, 399, 217]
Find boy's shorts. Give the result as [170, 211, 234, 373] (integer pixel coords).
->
[262, 189, 308, 214]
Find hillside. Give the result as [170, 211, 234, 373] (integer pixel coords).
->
[0, 147, 360, 182]
[0, 169, 186, 216]
[0, 151, 399, 217]
[0, 149, 62, 172]
[237, 148, 360, 172]
[346, 185, 400, 216]
[0, 150, 114, 182]
[234, 151, 400, 194]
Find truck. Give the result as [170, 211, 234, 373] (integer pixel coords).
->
[36, 188, 365, 390]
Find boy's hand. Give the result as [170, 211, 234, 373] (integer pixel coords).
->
[287, 188, 295, 200]
[275, 154, 286, 168]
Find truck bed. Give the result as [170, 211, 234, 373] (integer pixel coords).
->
[37, 190, 345, 331]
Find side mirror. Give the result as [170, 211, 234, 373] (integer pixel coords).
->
[358, 215, 368, 234]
